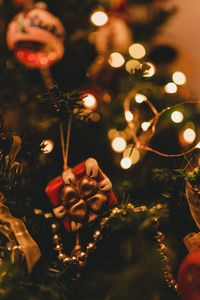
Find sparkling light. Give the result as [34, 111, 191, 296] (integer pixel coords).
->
[125, 110, 134, 121]
[40, 139, 54, 154]
[141, 122, 150, 131]
[172, 71, 186, 85]
[183, 128, 196, 144]
[143, 62, 156, 77]
[108, 52, 125, 68]
[135, 93, 147, 103]
[129, 43, 146, 59]
[123, 145, 140, 165]
[83, 94, 97, 109]
[90, 11, 108, 26]
[111, 137, 127, 153]
[125, 59, 140, 74]
[171, 111, 184, 123]
[120, 157, 132, 169]
[164, 82, 177, 94]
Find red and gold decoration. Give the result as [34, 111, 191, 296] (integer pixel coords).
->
[0, 198, 41, 273]
[6, 7, 65, 68]
[45, 158, 117, 232]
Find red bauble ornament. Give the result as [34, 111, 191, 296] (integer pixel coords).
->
[6, 8, 65, 68]
[178, 249, 200, 300]
[45, 158, 117, 232]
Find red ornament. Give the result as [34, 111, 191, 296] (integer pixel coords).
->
[6, 8, 65, 68]
[178, 249, 200, 300]
[45, 158, 117, 232]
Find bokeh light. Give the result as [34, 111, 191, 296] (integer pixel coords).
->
[90, 11, 108, 26]
[171, 111, 184, 123]
[120, 157, 132, 169]
[108, 52, 125, 68]
[183, 128, 196, 144]
[142, 62, 156, 77]
[135, 93, 147, 103]
[125, 59, 140, 74]
[141, 122, 150, 131]
[108, 129, 119, 139]
[196, 142, 200, 148]
[111, 137, 127, 153]
[40, 139, 54, 154]
[164, 82, 177, 94]
[123, 145, 140, 165]
[83, 94, 97, 109]
[125, 110, 134, 121]
[172, 71, 186, 85]
[129, 43, 146, 59]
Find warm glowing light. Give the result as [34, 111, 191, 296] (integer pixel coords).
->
[40, 139, 54, 154]
[40, 57, 49, 65]
[143, 62, 156, 77]
[125, 110, 134, 121]
[120, 157, 132, 169]
[164, 82, 177, 94]
[183, 128, 196, 144]
[196, 142, 200, 149]
[123, 145, 140, 165]
[108, 52, 125, 68]
[111, 137, 127, 153]
[108, 129, 119, 139]
[129, 43, 146, 59]
[90, 11, 108, 26]
[83, 94, 97, 109]
[171, 111, 184, 123]
[172, 71, 186, 85]
[125, 59, 140, 74]
[141, 122, 150, 131]
[135, 93, 147, 103]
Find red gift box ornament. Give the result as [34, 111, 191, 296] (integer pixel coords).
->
[45, 158, 117, 232]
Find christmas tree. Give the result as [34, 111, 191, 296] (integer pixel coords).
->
[0, 0, 199, 299]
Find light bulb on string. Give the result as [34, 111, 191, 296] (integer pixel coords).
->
[171, 111, 184, 123]
[172, 71, 186, 85]
[135, 93, 147, 103]
[125, 110, 133, 121]
[196, 142, 200, 149]
[111, 137, 127, 153]
[90, 11, 108, 26]
[108, 52, 125, 68]
[142, 62, 156, 77]
[128, 43, 146, 59]
[164, 82, 177, 94]
[141, 122, 150, 131]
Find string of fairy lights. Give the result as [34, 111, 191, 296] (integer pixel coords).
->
[39, 8, 199, 170]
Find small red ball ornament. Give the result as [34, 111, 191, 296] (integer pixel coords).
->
[6, 8, 65, 68]
[178, 248, 200, 300]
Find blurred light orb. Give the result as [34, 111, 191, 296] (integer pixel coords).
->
[111, 137, 127, 153]
[171, 111, 184, 123]
[125, 59, 140, 74]
[108, 52, 125, 68]
[135, 93, 147, 103]
[141, 122, 150, 131]
[125, 110, 134, 121]
[83, 94, 97, 109]
[90, 11, 108, 26]
[120, 157, 132, 169]
[123, 145, 140, 164]
[40, 139, 54, 154]
[143, 62, 156, 77]
[183, 128, 196, 144]
[172, 71, 186, 85]
[108, 129, 119, 139]
[129, 43, 146, 59]
[164, 82, 177, 94]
